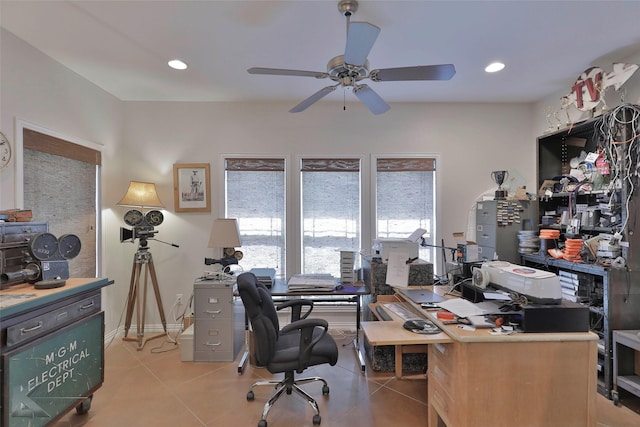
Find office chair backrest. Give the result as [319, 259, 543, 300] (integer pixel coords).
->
[237, 272, 280, 366]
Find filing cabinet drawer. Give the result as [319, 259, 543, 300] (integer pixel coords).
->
[6, 293, 101, 348]
[194, 288, 233, 319]
[477, 245, 496, 261]
[475, 202, 497, 225]
[429, 342, 455, 373]
[194, 319, 234, 361]
[475, 223, 497, 247]
[428, 373, 455, 427]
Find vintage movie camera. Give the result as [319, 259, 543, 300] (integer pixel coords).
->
[0, 222, 81, 289]
[120, 209, 164, 246]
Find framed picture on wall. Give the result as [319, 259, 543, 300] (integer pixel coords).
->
[173, 163, 211, 212]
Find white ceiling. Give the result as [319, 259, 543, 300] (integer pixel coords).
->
[2, 0, 640, 108]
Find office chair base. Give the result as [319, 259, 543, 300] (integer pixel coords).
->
[247, 375, 329, 426]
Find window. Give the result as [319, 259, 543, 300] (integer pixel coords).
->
[300, 158, 361, 277]
[225, 158, 286, 278]
[223, 154, 440, 279]
[375, 157, 437, 266]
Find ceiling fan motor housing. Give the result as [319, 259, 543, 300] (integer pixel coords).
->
[338, 0, 359, 17]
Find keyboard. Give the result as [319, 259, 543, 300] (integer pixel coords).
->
[375, 305, 393, 321]
[382, 302, 421, 321]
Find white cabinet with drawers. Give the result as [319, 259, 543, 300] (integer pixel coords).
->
[193, 278, 244, 362]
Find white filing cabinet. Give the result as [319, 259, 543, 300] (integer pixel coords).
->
[193, 278, 244, 362]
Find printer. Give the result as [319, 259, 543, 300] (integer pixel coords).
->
[372, 239, 419, 262]
[372, 228, 425, 262]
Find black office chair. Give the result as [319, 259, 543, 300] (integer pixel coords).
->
[237, 272, 339, 427]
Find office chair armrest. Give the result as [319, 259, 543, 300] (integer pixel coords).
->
[277, 299, 314, 321]
[280, 318, 329, 373]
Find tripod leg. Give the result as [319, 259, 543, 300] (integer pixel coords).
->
[147, 257, 168, 333]
[123, 257, 141, 338]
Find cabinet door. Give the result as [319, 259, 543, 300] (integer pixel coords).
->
[2, 312, 104, 427]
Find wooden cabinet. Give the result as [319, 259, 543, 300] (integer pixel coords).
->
[427, 334, 598, 427]
[0, 278, 113, 427]
[193, 278, 244, 362]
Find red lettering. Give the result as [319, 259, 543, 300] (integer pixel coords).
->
[585, 72, 603, 103]
[572, 81, 585, 108]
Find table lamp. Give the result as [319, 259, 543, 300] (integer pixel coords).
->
[204, 218, 243, 267]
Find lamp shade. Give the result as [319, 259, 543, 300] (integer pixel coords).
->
[208, 218, 241, 248]
[117, 181, 165, 208]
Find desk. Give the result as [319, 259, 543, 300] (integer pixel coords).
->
[362, 287, 599, 427]
[237, 280, 370, 374]
[417, 292, 597, 427]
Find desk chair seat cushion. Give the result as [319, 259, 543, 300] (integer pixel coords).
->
[269, 328, 338, 373]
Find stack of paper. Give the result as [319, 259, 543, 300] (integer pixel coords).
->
[340, 250, 356, 283]
[287, 274, 336, 292]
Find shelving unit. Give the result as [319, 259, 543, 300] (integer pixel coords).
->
[522, 104, 640, 401]
[612, 330, 640, 405]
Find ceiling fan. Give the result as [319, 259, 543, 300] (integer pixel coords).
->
[247, 0, 455, 115]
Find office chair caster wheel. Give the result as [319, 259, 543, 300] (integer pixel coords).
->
[246, 391, 255, 401]
[322, 384, 330, 395]
[313, 414, 321, 425]
[258, 420, 267, 427]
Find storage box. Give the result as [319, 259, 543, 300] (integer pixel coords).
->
[453, 232, 478, 262]
[180, 324, 194, 362]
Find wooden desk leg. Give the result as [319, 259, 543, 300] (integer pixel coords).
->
[395, 345, 403, 378]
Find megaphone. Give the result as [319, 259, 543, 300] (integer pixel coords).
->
[120, 227, 134, 242]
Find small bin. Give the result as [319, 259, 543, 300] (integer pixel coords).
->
[180, 324, 194, 361]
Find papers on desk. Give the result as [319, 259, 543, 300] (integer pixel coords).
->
[287, 274, 336, 292]
[436, 298, 490, 318]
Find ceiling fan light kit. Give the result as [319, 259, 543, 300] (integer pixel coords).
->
[247, 0, 455, 115]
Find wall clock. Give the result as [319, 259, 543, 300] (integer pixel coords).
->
[0, 131, 11, 169]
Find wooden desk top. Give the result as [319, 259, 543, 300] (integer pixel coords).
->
[361, 320, 452, 346]
[0, 277, 112, 318]
[385, 285, 599, 344]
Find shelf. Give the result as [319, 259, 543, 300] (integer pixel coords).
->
[618, 376, 640, 397]
[521, 253, 608, 276]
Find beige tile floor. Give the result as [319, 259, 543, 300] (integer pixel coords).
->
[52, 331, 640, 427]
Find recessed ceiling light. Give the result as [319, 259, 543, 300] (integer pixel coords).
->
[168, 59, 188, 70]
[485, 62, 505, 73]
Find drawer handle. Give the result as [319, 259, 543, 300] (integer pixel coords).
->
[434, 343, 447, 355]
[21, 321, 43, 334]
[206, 310, 222, 314]
[432, 365, 448, 384]
[79, 301, 95, 310]
[204, 341, 222, 347]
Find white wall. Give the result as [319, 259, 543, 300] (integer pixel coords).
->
[8, 28, 639, 334]
[102, 101, 534, 328]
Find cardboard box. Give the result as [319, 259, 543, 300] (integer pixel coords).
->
[453, 232, 478, 262]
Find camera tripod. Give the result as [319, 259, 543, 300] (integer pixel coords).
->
[123, 241, 167, 351]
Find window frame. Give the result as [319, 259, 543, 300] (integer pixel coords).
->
[220, 153, 442, 279]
